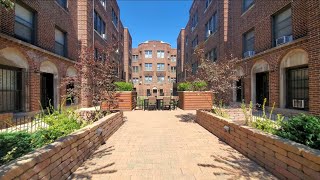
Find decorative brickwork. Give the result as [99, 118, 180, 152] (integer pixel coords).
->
[196, 110, 320, 180]
[0, 112, 124, 180]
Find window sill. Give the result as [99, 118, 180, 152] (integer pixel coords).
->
[94, 30, 107, 42]
[54, 1, 69, 13]
[203, 2, 212, 14]
[241, 4, 255, 17]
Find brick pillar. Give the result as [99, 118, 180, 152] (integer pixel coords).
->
[30, 72, 41, 112]
[307, 2, 320, 115]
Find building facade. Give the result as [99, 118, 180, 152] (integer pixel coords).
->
[0, 0, 130, 116]
[178, 0, 320, 115]
[132, 41, 177, 97]
[123, 28, 132, 82]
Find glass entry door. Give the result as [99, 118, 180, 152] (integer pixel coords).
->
[40, 73, 54, 110]
[256, 72, 269, 106]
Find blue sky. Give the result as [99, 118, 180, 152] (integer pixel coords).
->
[118, 0, 193, 48]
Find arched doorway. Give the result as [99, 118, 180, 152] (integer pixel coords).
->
[0, 48, 29, 113]
[251, 60, 270, 105]
[152, 87, 157, 97]
[233, 66, 245, 102]
[40, 61, 59, 110]
[279, 49, 308, 110]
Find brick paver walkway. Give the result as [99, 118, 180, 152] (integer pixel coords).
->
[72, 110, 276, 179]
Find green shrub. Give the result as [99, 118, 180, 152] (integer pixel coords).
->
[31, 129, 64, 148]
[114, 82, 133, 91]
[0, 132, 33, 165]
[276, 114, 320, 149]
[191, 81, 207, 91]
[177, 82, 191, 91]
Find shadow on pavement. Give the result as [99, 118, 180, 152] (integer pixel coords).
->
[198, 142, 276, 179]
[70, 146, 118, 179]
[175, 113, 196, 123]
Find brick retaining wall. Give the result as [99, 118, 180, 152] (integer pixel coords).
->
[196, 110, 320, 180]
[0, 112, 124, 180]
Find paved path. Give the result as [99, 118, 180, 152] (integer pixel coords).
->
[72, 110, 276, 180]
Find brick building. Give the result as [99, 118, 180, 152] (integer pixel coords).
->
[132, 40, 177, 97]
[177, 0, 320, 115]
[0, 0, 131, 115]
[123, 28, 132, 82]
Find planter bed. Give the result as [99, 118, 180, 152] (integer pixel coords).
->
[0, 112, 124, 180]
[178, 91, 213, 110]
[196, 110, 320, 180]
[101, 91, 137, 111]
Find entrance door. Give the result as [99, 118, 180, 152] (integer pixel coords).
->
[236, 78, 244, 102]
[153, 89, 157, 96]
[256, 72, 269, 106]
[41, 73, 54, 110]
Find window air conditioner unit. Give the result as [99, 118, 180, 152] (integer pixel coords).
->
[207, 30, 212, 36]
[244, 51, 255, 58]
[276, 35, 293, 46]
[292, 99, 305, 109]
[102, 34, 107, 39]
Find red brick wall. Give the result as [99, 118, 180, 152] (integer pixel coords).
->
[0, 112, 124, 179]
[196, 110, 320, 180]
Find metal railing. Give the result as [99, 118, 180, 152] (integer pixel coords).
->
[0, 114, 48, 133]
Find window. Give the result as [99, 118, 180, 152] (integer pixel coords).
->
[186, 36, 188, 45]
[286, 67, 309, 110]
[243, 30, 255, 57]
[206, 48, 217, 62]
[133, 66, 139, 73]
[242, 0, 254, 12]
[157, 63, 165, 71]
[157, 50, 165, 58]
[192, 63, 198, 74]
[145, 76, 153, 84]
[205, 0, 212, 9]
[94, 11, 106, 36]
[171, 78, 176, 83]
[273, 7, 292, 46]
[66, 83, 74, 106]
[112, 8, 118, 28]
[191, 11, 198, 30]
[14, 3, 35, 43]
[157, 76, 165, 83]
[171, 55, 176, 62]
[192, 35, 198, 48]
[145, 50, 152, 58]
[100, 0, 106, 7]
[0, 65, 24, 113]
[236, 78, 245, 102]
[145, 63, 152, 71]
[159, 89, 164, 96]
[133, 55, 139, 61]
[171, 66, 176, 73]
[94, 48, 98, 60]
[132, 78, 139, 84]
[55, 28, 66, 57]
[56, 0, 67, 9]
[147, 89, 151, 96]
[205, 12, 218, 38]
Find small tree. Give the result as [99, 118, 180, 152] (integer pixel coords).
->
[0, 0, 14, 10]
[62, 44, 119, 117]
[186, 43, 240, 104]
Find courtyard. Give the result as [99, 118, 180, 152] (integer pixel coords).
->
[71, 110, 275, 179]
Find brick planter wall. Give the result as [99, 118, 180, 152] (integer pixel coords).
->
[0, 112, 124, 180]
[196, 110, 320, 180]
[178, 91, 213, 110]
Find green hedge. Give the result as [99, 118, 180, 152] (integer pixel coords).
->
[177, 81, 207, 91]
[0, 109, 86, 165]
[276, 114, 320, 149]
[114, 82, 134, 91]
